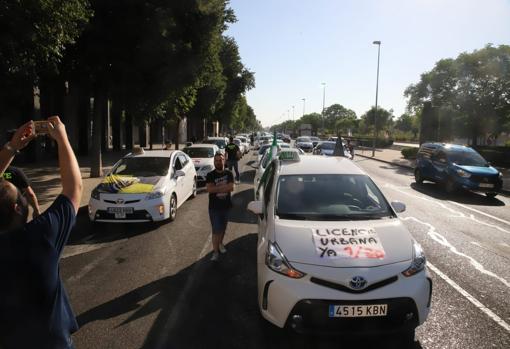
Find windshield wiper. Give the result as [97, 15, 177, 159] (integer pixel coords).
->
[276, 213, 309, 220]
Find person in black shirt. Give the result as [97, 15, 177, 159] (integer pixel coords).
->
[206, 152, 234, 261]
[225, 136, 241, 183]
[1, 165, 41, 218]
[0, 116, 83, 349]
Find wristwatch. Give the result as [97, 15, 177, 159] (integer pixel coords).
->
[3, 142, 20, 155]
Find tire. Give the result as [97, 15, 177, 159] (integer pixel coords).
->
[445, 177, 457, 194]
[486, 192, 498, 198]
[190, 178, 197, 199]
[169, 194, 177, 221]
[414, 169, 423, 184]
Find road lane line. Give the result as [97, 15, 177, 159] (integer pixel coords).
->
[402, 216, 510, 288]
[385, 184, 510, 235]
[447, 200, 510, 228]
[428, 262, 510, 333]
[62, 239, 127, 259]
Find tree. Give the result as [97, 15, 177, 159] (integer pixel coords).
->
[405, 44, 510, 145]
[323, 104, 357, 133]
[360, 106, 394, 135]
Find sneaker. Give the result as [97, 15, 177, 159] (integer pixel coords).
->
[219, 244, 227, 254]
[211, 251, 219, 261]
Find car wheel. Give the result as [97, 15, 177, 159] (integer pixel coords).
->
[414, 168, 423, 184]
[445, 177, 457, 194]
[169, 194, 177, 221]
[191, 177, 197, 199]
[486, 192, 498, 198]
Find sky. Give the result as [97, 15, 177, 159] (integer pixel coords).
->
[225, 0, 510, 128]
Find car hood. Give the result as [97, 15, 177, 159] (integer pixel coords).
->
[455, 164, 499, 176]
[275, 219, 412, 268]
[192, 158, 213, 168]
[97, 174, 166, 194]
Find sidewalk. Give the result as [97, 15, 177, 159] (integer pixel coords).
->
[356, 147, 510, 195]
[16, 143, 187, 212]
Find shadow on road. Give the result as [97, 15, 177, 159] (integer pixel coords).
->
[240, 169, 255, 183]
[230, 188, 257, 224]
[75, 233, 422, 349]
[378, 164, 414, 177]
[410, 182, 505, 206]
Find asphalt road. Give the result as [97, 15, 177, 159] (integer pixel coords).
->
[62, 151, 510, 349]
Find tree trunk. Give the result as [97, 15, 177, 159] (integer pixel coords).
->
[124, 111, 133, 150]
[90, 92, 105, 178]
[174, 117, 181, 150]
[111, 99, 122, 151]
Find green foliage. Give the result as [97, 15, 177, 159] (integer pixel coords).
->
[404, 44, 510, 145]
[359, 106, 394, 134]
[323, 104, 357, 132]
[401, 147, 418, 159]
[0, 0, 92, 77]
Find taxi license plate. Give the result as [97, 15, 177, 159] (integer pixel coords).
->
[479, 183, 494, 188]
[107, 207, 134, 219]
[329, 304, 387, 318]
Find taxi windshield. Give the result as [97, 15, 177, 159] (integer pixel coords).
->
[112, 157, 170, 177]
[275, 174, 394, 221]
[183, 147, 214, 158]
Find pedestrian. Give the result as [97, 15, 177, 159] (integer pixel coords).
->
[347, 139, 355, 159]
[225, 136, 241, 183]
[206, 152, 234, 261]
[0, 116, 83, 349]
[1, 164, 41, 218]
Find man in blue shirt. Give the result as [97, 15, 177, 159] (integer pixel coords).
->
[0, 117, 83, 349]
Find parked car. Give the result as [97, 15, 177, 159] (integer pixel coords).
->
[204, 137, 228, 153]
[295, 136, 314, 152]
[236, 135, 250, 153]
[310, 136, 321, 148]
[414, 143, 503, 197]
[183, 143, 219, 187]
[313, 141, 352, 159]
[89, 149, 197, 222]
[247, 154, 431, 343]
[233, 138, 246, 156]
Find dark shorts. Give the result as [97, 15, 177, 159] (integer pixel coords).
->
[209, 208, 229, 234]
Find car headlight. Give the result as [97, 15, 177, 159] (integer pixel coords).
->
[499, 172, 503, 179]
[456, 169, 471, 178]
[145, 190, 165, 200]
[91, 188, 100, 200]
[265, 241, 305, 279]
[402, 241, 426, 277]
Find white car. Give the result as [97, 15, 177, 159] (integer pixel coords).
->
[236, 135, 250, 153]
[183, 143, 219, 186]
[247, 155, 431, 343]
[89, 149, 197, 222]
[254, 148, 301, 196]
[204, 137, 228, 154]
[233, 138, 246, 155]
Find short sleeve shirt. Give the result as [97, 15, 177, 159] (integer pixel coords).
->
[2, 166, 30, 192]
[0, 195, 77, 349]
[206, 169, 234, 210]
[225, 143, 240, 162]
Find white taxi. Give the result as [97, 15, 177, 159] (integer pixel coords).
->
[89, 149, 197, 222]
[183, 143, 219, 186]
[247, 154, 431, 343]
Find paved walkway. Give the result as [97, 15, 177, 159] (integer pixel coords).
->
[356, 147, 510, 194]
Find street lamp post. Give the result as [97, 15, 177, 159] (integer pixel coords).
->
[292, 105, 295, 121]
[321, 82, 326, 135]
[302, 98, 306, 117]
[372, 41, 381, 157]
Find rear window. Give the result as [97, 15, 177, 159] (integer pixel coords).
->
[297, 137, 311, 142]
[183, 147, 214, 158]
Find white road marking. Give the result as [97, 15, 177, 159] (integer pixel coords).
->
[402, 216, 510, 288]
[428, 262, 510, 333]
[447, 200, 510, 228]
[62, 239, 127, 259]
[385, 184, 510, 236]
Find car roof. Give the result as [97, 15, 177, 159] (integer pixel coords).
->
[186, 143, 217, 148]
[278, 156, 366, 176]
[207, 137, 226, 140]
[124, 150, 176, 158]
[422, 142, 473, 152]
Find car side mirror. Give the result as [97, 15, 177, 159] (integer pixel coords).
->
[175, 170, 186, 178]
[391, 201, 406, 213]
[247, 200, 263, 215]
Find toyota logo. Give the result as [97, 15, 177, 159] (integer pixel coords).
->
[349, 276, 367, 290]
[116, 199, 125, 204]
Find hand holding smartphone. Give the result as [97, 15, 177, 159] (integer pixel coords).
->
[34, 120, 50, 135]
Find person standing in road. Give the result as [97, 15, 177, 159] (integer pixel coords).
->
[206, 152, 234, 261]
[225, 136, 241, 184]
[0, 116, 83, 349]
[347, 139, 355, 159]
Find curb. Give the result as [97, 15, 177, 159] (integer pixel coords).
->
[356, 153, 510, 197]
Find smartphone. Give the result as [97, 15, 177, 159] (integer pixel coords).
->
[34, 120, 50, 135]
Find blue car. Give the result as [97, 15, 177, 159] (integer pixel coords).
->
[414, 143, 503, 198]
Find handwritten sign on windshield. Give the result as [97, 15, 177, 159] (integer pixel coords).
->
[312, 228, 385, 259]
